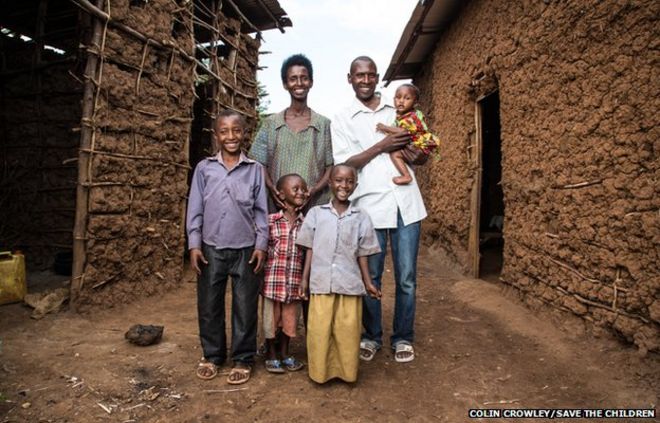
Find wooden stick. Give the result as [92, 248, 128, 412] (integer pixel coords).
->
[81, 181, 146, 188]
[483, 399, 520, 405]
[166, 48, 175, 82]
[203, 388, 248, 394]
[555, 285, 648, 323]
[71, 0, 106, 309]
[547, 256, 600, 284]
[222, 0, 261, 36]
[255, 0, 285, 33]
[553, 180, 602, 189]
[92, 273, 119, 289]
[135, 40, 150, 95]
[78, 149, 191, 169]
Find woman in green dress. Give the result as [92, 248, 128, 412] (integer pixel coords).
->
[249, 54, 333, 212]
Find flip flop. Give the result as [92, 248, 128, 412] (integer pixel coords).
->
[264, 359, 286, 374]
[394, 343, 415, 363]
[282, 356, 304, 372]
[196, 360, 218, 380]
[227, 364, 252, 385]
[359, 340, 378, 362]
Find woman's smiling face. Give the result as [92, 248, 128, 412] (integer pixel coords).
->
[284, 65, 313, 101]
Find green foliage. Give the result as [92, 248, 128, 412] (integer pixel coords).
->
[256, 81, 271, 132]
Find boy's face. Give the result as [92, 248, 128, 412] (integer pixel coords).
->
[214, 115, 243, 155]
[278, 176, 307, 208]
[329, 166, 357, 202]
[394, 86, 417, 114]
[348, 60, 378, 102]
[284, 65, 313, 101]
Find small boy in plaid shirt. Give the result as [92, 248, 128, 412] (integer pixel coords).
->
[261, 173, 307, 373]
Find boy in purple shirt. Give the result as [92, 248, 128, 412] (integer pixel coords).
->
[186, 110, 268, 385]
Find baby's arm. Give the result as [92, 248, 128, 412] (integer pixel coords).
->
[376, 122, 401, 135]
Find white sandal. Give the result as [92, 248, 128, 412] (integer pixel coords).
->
[359, 340, 379, 362]
[394, 343, 415, 363]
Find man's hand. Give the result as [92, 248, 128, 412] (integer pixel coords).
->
[249, 249, 266, 273]
[190, 248, 208, 275]
[377, 128, 411, 154]
[400, 144, 429, 166]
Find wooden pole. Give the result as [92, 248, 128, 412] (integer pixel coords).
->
[71, 0, 105, 309]
[222, 0, 262, 36]
[468, 101, 483, 278]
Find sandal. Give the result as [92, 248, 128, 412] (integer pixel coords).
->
[282, 356, 304, 372]
[359, 340, 379, 362]
[264, 359, 286, 374]
[394, 343, 415, 363]
[227, 363, 252, 385]
[196, 360, 218, 380]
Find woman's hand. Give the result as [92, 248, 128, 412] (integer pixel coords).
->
[268, 186, 286, 209]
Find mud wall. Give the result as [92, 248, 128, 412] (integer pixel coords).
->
[75, 0, 196, 308]
[414, 0, 659, 352]
[0, 30, 81, 269]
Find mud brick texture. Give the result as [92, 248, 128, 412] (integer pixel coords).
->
[412, 0, 658, 353]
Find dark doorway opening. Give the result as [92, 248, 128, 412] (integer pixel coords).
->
[478, 91, 504, 281]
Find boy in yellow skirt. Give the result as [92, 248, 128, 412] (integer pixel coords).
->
[295, 163, 381, 383]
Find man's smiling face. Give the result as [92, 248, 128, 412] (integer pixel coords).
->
[348, 59, 379, 102]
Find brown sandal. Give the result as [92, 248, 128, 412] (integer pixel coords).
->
[196, 360, 218, 380]
[227, 364, 252, 385]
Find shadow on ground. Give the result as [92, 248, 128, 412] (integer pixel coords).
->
[0, 250, 657, 422]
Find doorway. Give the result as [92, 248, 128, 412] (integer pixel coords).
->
[469, 90, 504, 280]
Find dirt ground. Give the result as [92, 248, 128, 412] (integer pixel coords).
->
[1, 249, 658, 423]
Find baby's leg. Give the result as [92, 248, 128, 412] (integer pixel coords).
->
[390, 150, 413, 185]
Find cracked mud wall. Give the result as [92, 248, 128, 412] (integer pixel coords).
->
[413, 0, 659, 352]
[75, 0, 196, 308]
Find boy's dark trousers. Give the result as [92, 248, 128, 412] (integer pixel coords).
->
[197, 243, 259, 366]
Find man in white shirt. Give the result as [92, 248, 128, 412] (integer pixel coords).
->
[331, 56, 428, 363]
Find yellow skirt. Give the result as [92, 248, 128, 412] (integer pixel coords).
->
[307, 294, 362, 383]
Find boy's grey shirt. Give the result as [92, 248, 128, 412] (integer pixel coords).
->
[295, 202, 381, 296]
[186, 152, 268, 251]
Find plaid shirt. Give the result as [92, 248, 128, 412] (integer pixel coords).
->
[262, 211, 304, 303]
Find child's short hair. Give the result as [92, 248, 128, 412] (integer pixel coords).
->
[215, 109, 246, 128]
[331, 163, 357, 178]
[281, 54, 313, 83]
[396, 83, 420, 101]
[276, 173, 304, 190]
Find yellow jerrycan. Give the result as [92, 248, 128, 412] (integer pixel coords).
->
[0, 251, 27, 305]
